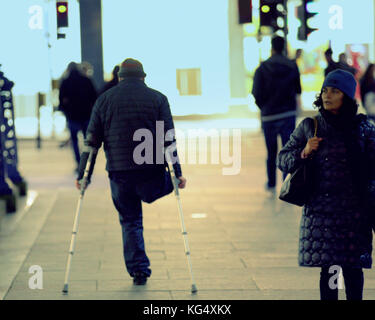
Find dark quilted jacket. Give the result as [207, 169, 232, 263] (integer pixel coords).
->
[85, 78, 182, 177]
[277, 114, 375, 268]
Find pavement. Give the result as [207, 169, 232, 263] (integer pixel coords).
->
[1, 119, 375, 300]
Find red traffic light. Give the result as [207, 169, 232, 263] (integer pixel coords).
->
[238, 0, 252, 24]
[296, 0, 318, 41]
[56, 1, 68, 28]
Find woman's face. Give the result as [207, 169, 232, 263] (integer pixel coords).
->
[322, 86, 344, 114]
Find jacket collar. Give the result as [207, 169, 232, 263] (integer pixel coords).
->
[119, 78, 146, 86]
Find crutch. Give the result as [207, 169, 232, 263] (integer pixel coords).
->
[165, 146, 198, 294]
[62, 147, 97, 295]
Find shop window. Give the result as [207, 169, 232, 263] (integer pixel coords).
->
[176, 68, 202, 96]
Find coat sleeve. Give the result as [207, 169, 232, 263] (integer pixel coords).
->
[362, 120, 375, 219]
[365, 119, 375, 184]
[85, 96, 104, 149]
[58, 80, 68, 113]
[158, 95, 182, 178]
[76, 97, 104, 181]
[277, 118, 313, 174]
[295, 63, 302, 95]
[251, 66, 263, 108]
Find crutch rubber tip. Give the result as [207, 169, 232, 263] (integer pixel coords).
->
[62, 284, 69, 295]
[191, 284, 198, 294]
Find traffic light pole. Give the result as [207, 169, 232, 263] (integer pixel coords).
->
[282, 0, 288, 56]
[79, 0, 104, 90]
[259, 0, 289, 55]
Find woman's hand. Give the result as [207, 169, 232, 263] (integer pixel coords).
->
[303, 137, 323, 157]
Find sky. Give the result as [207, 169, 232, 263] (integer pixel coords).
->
[0, 0, 374, 110]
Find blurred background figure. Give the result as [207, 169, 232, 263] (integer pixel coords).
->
[338, 52, 357, 76]
[293, 49, 303, 63]
[324, 48, 339, 76]
[293, 48, 304, 77]
[80, 61, 95, 79]
[58, 62, 97, 173]
[99, 65, 120, 95]
[360, 63, 375, 123]
[252, 36, 302, 193]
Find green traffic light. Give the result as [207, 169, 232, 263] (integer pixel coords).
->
[261, 5, 270, 14]
[58, 5, 67, 13]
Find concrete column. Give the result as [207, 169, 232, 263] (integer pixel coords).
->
[227, 0, 248, 101]
[373, 0, 375, 61]
[79, 0, 104, 90]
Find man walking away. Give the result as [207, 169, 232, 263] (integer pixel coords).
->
[76, 58, 186, 286]
[252, 36, 302, 192]
[59, 62, 97, 172]
[338, 53, 357, 76]
[324, 48, 339, 77]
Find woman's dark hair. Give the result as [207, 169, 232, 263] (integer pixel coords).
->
[313, 90, 359, 115]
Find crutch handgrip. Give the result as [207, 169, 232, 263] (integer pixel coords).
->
[78, 147, 98, 195]
[173, 177, 181, 196]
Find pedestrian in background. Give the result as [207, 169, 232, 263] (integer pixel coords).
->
[252, 36, 302, 192]
[360, 63, 375, 122]
[293, 48, 304, 76]
[99, 65, 120, 95]
[277, 69, 375, 300]
[293, 49, 303, 64]
[59, 62, 97, 172]
[80, 61, 95, 80]
[338, 53, 357, 76]
[324, 48, 339, 77]
[76, 58, 186, 286]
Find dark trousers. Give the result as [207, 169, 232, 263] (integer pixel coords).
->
[109, 170, 152, 278]
[262, 116, 296, 188]
[67, 120, 89, 166]
[320, 266, 364, 300]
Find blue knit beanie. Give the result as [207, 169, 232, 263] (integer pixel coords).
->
[322, 69, 357, 99]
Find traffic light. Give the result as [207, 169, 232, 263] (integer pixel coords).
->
[296, 0, 318, 41]
[238, 0, 252, 24]
[56, 1, 68, 28]
[259, 0, 287, 34]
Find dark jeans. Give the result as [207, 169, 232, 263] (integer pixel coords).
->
[262, 116, 295, 188]
[320, 266, 364, 300]
[109, 170, 152, 278]
[67, 120, 89, 166]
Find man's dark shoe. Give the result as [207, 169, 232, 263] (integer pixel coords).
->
[133, 272, 148, 285]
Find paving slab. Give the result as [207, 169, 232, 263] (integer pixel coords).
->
[2, 131, 375, 301]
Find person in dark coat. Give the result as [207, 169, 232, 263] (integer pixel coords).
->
[360, 63, 375, 122]
[59, 62, 97, 170]
[99, 65, 120, 95]
[338, 53, 357, 76]
[75, 58, 186, 286]
[277, 69, 375, 300]
[324, 48, 339, 77]
[252, 36, 302, 192]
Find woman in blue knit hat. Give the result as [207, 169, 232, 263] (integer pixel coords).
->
[277, 69, 375, 300]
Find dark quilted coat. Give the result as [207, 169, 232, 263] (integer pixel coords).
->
[277, 114, 375, 268]
[85, 78, 182, 177]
